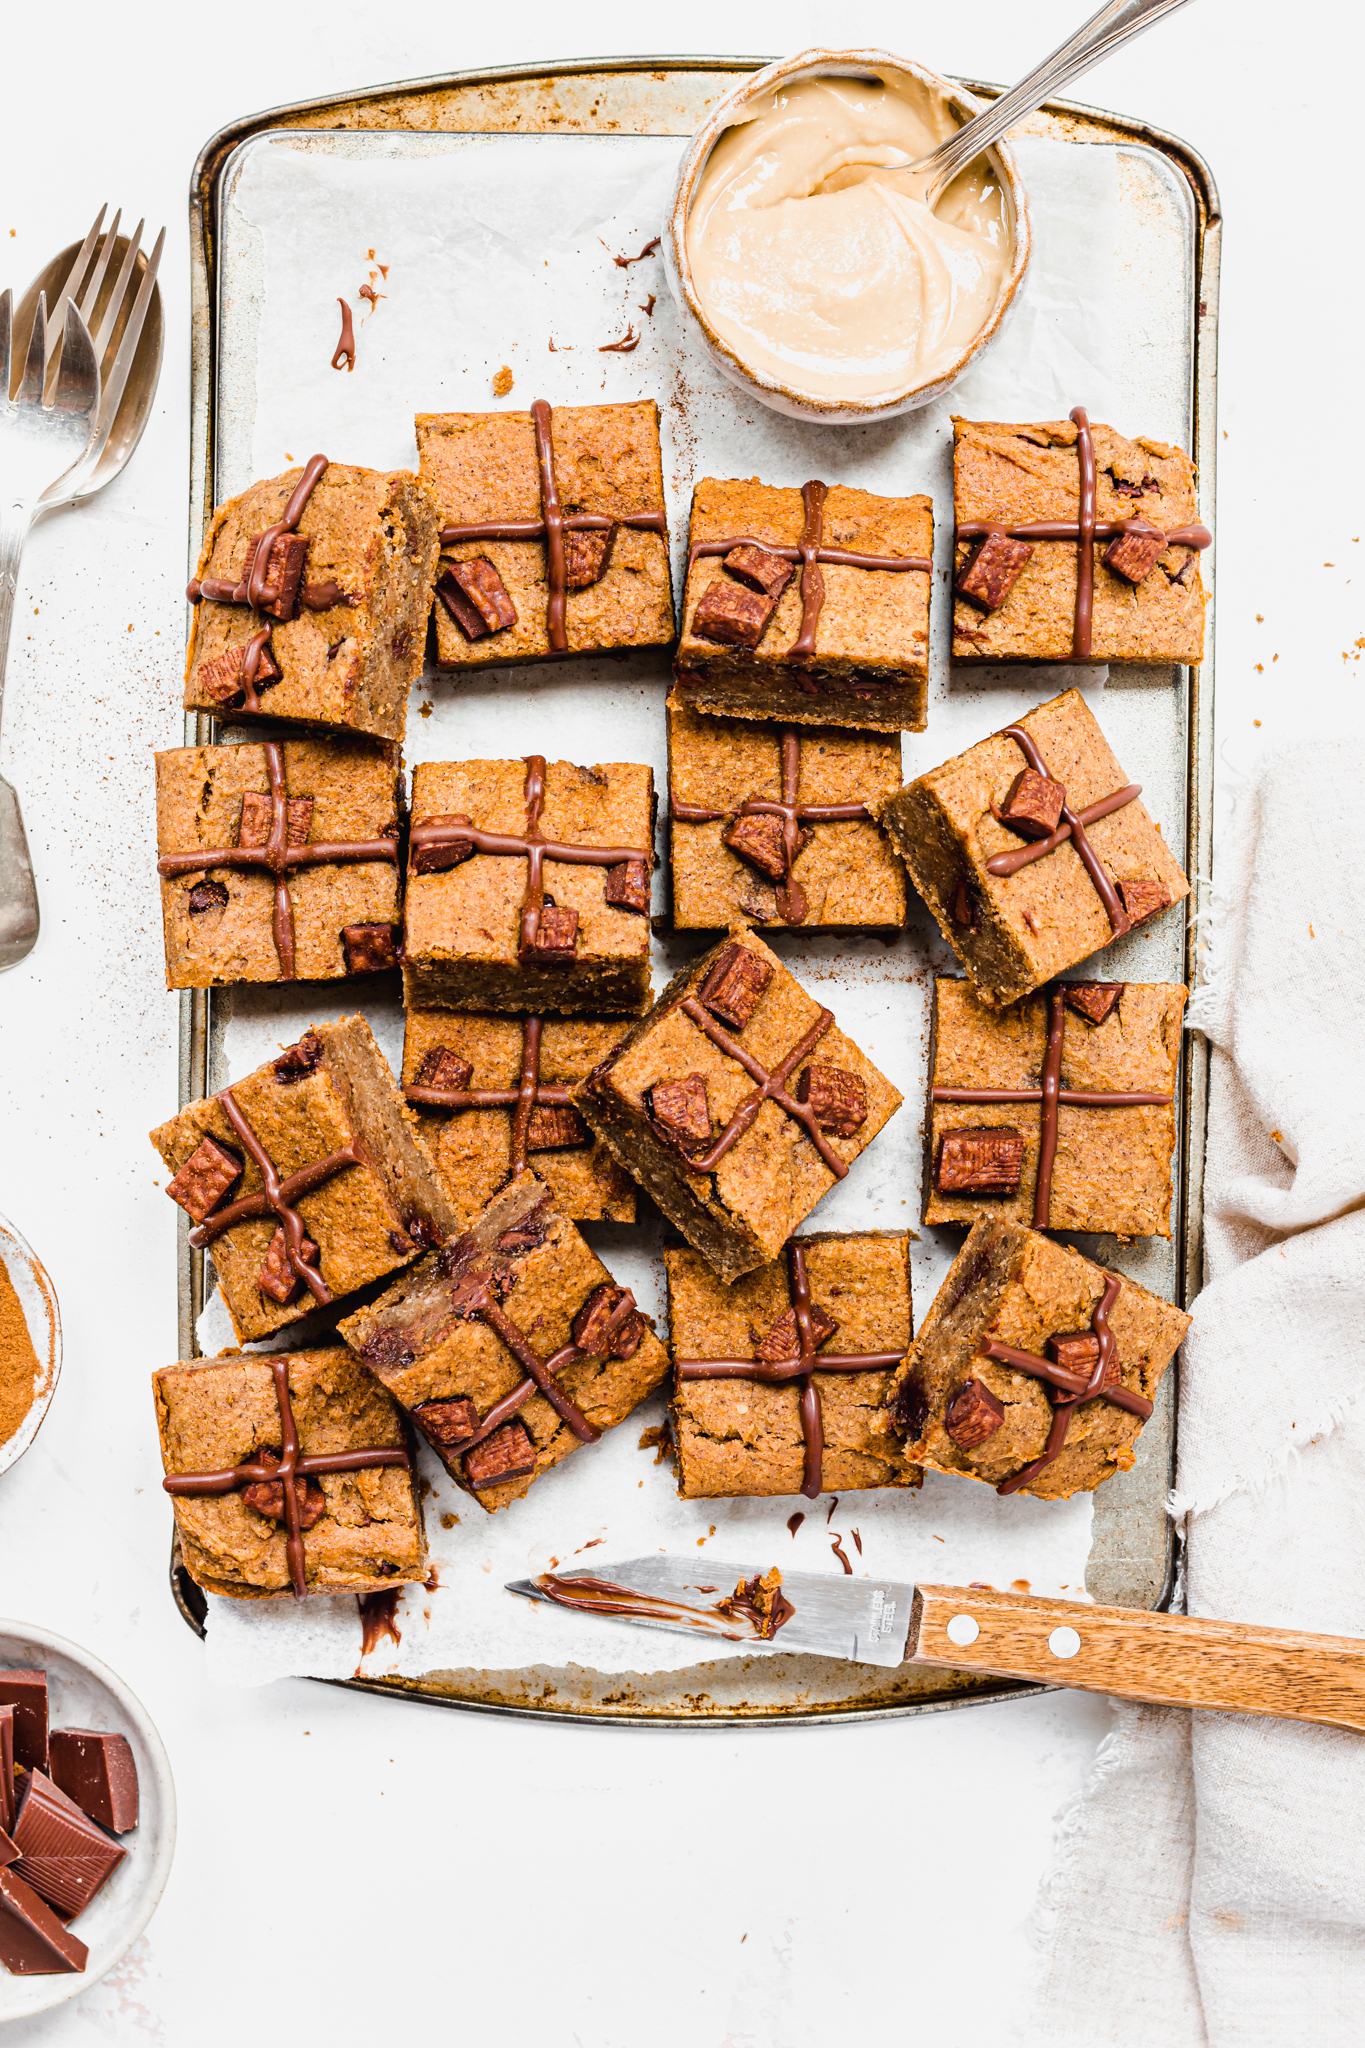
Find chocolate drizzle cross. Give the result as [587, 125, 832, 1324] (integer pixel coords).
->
[690, 480, 931, 661]
[156, 740, 399, 979]
[985, 722, 1142, 935]
[675, 1241, 905, 1499]
[979, 1275, 1153, 1496]
[162, 1356, 411, 1598]
[438, 398, 667, 653]
[404, 1015, 579, 1179]
[933, 984, 1172, 1226]
[409, 754, 651, 966]
[671, 725, 872, 924]
[956, 407, 1212, 659]
[671, 993, 850, 1180]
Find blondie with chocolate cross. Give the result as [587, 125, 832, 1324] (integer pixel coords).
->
[417, 399, 674, 669]
[951, 411, 1210, 665]
[184, 459, 441, 744]
[150, 1016, 458, 1343]
[402, 1009, 635, 1224]
[573, 928, 902, 1283]
[927, 977, 1186, 1238]
[155, 734, 402, 988]
[667, 695, 906, 930]
[885, 1217, 1188, 1500]
[671, 477, 933, 733]
[339, 1177, 669, 1512]
[873, 689, 1190, 1009]
[667, 1234, 920, 1500]
[402, 754, 655, 1015]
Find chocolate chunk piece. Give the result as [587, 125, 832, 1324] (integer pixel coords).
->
[464, 1420, 537, 1490]
[956, 531, 1033, 611]
[361, 1328, 418, 1374]
[1063, 981, 1124, 1025]
[437, 558, 517, 639]
[604, 858, 650, 913]
[756, 1300, 839, 1363]
[1104, 521, 1168, 586]
[0, 1675, 47, 1773]
[342, 922, 399, 975]
[0, 1708, 14, 1833]
[648, 1074, 712, 1152]
[415, 1396, 480, 1449]
[693, 580, 775, 649]
[187, 879, 229, 915]
[412, 814, 476, 874]
[525, 904, 579, 963]
[723, 812, 809, 881]
[795, 1063, 868, 1137]
[246, 530, 310, 619]
[571, 1282, 644, 1358]
[1117, 878, 1173, 925]
[945, 1377, 1006, 1449]
[11, 1770, 126, 1920]
[165, 1135, 242, 1225]
[697, 942, 772, 1029]
[525, 1104, 588, 1151]
[273, 1030, 325, 1084]
[258, 1226, 320, 1305]
[240, 1451, 327, 1529]
[198, 639, 280, 705]
[238, 790, 312, 850]
[48, 1733, 139, 1836]
[723, 543, 794, 601]
[0, 1868, 88, 1975]
[415, 1047, 474, 1092]
[950, 878, 975, 929]
[998, 768, 1066, 840]
[564, 525, 617, 589]
[935, 1127, 1025, 1195]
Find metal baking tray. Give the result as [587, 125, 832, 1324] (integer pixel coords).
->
[171, 56, 1220, 1723]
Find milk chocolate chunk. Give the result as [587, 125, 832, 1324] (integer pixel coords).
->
[936, 1127, 1025, 1195]
[1103, 522, 1168, 586]
[956, 531, 1033, 612]
[944, 1377, 1005, 1449]
[603, 858, 651, 913]
[12, 1770, 126, 1920]
[0, 1708, 14, 1833]
[571, 1282, 643, 1358]
[239, 1450, 328, 1530]
[525, 1104, 588, 1151]
[525, 904, 579, 963]
[0, 1674, 47, 1773]
[341, 922, 399, 975]
[755, 1300, 839, 1363]
[999, 768, 1066, 840]
[693, 580, 775, 649]
[416, 1047, 474, 1092]
[238, 790, 313, 850]
[0, 1868, 88, 1975]
[48, 1731, 139, 1835]
[697, 942, 772, 1029]
[411, 814, 476, 874]
[951, 878, 975, 929]
[1063, 981, 1124, 1025]
[272, 1030, 324, 1083]
[415, 1396, 479, 1448]
[1117, 877, 1173, 925]
[187, 879, 229, 915]
[437, 558, 518, 639]
[164, 1135, 242, 1224]
[258, 1226, 319, 1305]
[1047, 1330, 1102, 1377]
[465, 1419, 537, 1489]
[246, 530, 310, 619]
[723, 812, 810, 882]
[564, 525, 617, 590]
[198, 639, 279, 705]
[795, 1062, 868, 1137]
[648, 1073, 712, 1151]
[723, 543, 794, 601]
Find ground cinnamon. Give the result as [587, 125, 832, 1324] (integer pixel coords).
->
[0, 1259, 39, 1450]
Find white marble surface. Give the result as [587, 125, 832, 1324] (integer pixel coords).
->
[0, 2, 1360, 2041]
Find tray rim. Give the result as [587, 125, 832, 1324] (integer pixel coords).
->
[174, 53, 1220, 1725]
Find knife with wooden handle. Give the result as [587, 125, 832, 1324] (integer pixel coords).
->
[508, 1561, 1365, 1731]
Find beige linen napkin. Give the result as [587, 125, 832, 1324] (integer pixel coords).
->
[1023, 743, 1365, 2046]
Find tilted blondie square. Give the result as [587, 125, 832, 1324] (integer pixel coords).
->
[884, 1217, 1189, 1500]
[402, 754, 655, 1014]
[184, 458, 441, 743]
[417, 399, 674, 670]
[402, 1008, 635, 1225]
[155, 734, 402, 988]
[574, 927, 902, 1283]
[926, 977, 1187, 1238]
[666, 1233, 921, 1500]
[951, 410, 1210, 665]
[667, 695, 906, 931]
[154, 1347, 425, 1599]
[873, 688, 1189, 1009]
[339, 1177, 669, 1512]
[150, 1016, 458, 1343]
[672, 477, 932, 732]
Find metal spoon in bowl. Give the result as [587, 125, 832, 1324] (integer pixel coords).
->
[909, 0, 1198, 208]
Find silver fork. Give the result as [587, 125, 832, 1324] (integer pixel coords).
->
[0, 291, 99, 971]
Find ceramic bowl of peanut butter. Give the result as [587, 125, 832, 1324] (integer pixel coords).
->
[666, 50, 1031, 423]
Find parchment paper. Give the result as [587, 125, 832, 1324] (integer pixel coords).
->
[201, 129, 1120, 1684]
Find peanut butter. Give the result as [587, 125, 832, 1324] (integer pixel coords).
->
[686, 72, 1012, 403]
